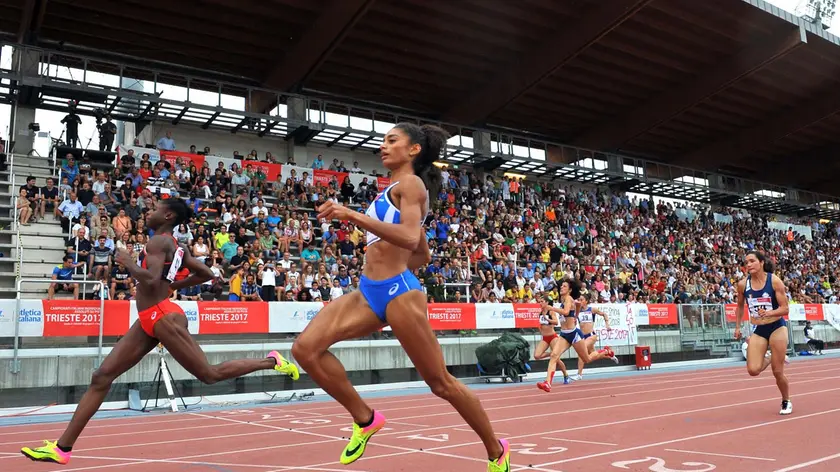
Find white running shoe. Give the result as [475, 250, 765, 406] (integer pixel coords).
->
[571, 374, 583, 381]
[780, 400, 793, 415]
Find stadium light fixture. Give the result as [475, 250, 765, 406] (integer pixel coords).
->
[798, 0, 836, 29]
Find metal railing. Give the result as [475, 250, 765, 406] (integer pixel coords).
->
[11, 278, 106, 374]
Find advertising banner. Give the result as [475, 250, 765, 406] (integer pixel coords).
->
[5, 300, 834, 338]
[592, 303, 638, 345]
[427, 303, 476, 331]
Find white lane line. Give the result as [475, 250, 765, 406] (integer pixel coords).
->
[665, 448, 776, 461]
[773, 452, 840, 471]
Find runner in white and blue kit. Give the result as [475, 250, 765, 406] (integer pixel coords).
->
[573, 292, 614, 381]
[733, 250, 792, 415]
[537, 279, 617, 393]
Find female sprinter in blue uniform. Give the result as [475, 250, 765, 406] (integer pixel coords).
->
[533, 295, 571, 386]
[573, 292, 611, 381]
[733, 250, 791, 415]
[292, 123, 510, 471]
[538, 279, 616, 392]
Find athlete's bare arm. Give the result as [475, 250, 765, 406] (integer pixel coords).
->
[407, 234, 431, 270]
[318, 175, 427, 251]
[170, 247, 214, 291]
[734, 279, 746, 338]
[115, 237, 168, 286]
[594, 308, 611, 329]
[762, 275, 789, 318]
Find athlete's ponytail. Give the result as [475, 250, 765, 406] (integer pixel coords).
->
[565, 278, 582, 300]
[747, 250, 774, 274]
[394, 122, 447, 197]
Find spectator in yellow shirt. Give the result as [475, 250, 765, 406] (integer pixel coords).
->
[228, 268, 244, 301]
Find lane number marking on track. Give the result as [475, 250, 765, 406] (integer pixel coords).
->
[257, 414, 295, 420]
[512, 443, 568, 455]
[612, 457, 716, 472]
[289, 419, 332, 425]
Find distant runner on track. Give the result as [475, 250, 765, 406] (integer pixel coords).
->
[537, 279, 617, 393]
[533, 295, 572, 387]
[573, 292, 611, 381]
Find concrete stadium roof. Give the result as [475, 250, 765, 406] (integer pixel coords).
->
[2, 0, 840, 195]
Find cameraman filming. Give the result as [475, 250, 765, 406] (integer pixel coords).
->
[98, 114, 117, 152]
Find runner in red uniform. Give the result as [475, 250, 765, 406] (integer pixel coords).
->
[22, 198, 299, 465]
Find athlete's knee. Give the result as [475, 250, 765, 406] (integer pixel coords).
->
[549, 351, 560, 362]
[747, 364, 762, 377]
[427, 372, 459, 400]
[291, 337, 319, 366]
[90, 366, 118, 390]
[772, 367, 787, 380]
[194, 366, 222, 385]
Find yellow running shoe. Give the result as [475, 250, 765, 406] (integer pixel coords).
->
[340, 410, 386, 464]
[21, 440, 72, 464]
[488, 439, 511, 472]
[268, 350, 300, 380]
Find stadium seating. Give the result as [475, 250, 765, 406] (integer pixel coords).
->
[6, 134, 838, 315]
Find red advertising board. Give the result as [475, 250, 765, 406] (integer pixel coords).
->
[513, 303, 541, 328]
[241, 160, 282, 181]
[197, 301, 269, 334]
[42, 300, 130, 337]
[426, 303, 476, 331]
[377, 177, 391, 191]
[160, 150, 206, 168]
[804, 304, 824, 321]
[313, 169, 348, 187]
[647, 304, 678, 325]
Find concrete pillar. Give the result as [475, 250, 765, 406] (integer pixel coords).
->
[9, 48, 39, 156]
[287, 97, 308, 124]
[118, 77, 145, 147]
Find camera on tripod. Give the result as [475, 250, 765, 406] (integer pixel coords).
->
[93, 108, 106, 127]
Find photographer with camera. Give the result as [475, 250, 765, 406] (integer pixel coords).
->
[98, 113, 117, 152]
[61, 102, 82, 148]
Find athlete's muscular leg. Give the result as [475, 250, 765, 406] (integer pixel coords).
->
[387, 291, 503, 460]
[769, 327, 790, 400]
[154, 313, 279, 384]
[291, 292, 384, 424]
[534, 340, 550, 360]
[746, 334, 771, 376]
[57, 322, 158, 448]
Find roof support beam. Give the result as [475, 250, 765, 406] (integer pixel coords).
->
[254, 0, 376, 112]
[759, 143, 840, 188]
[17, 0, 48, 44]
[441, 0, 652, 125]
[573, 25, 806, 151]
[672, 86, 840, 171]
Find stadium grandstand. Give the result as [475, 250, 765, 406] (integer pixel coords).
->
[1, 0, 840, 470]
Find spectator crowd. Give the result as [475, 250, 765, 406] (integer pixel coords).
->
[21, 131, 840, 307]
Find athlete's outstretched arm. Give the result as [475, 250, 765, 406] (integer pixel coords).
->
[116, 237, 167, 285]
[170, 248, 214, 291]
[318, 176, 426, 251]
[594, 308, 611, 329]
